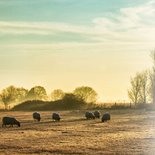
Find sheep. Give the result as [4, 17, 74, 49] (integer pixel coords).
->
[85, 112, 95, 119]
[94, 111, 100, 119]
[52, 113, 61, 121]
[33, 112, 41, 122]
[2, 117, 20, 127]
[102, 112, 110, 122]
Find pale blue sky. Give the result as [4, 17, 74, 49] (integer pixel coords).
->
[0, 0, 154, 101]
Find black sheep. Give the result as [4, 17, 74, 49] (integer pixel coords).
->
[85, 112, 95, 119]
[102, 112, 110, 122]
[94, 111, 100, 119]
[33, 112, 41, 122]
[2, 117, 20, 127]
[52, 113, 61, 121]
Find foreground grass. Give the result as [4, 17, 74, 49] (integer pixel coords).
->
[0, 109, 155, 154]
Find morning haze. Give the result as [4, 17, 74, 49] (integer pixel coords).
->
[1, 1, 155, 155]
[0, 0, 154, 102]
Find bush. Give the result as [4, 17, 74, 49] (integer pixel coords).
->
[12, 100, 46, 111]
[12, 94, 87, 111]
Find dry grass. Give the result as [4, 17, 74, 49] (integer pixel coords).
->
[0, 109, 155, 154]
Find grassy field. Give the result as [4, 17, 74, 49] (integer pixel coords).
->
[0, 109, 155, 155]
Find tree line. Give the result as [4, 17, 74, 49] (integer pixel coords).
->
[0, 86, 97, 109]
[1, 50, 155, 110]
[128, 50, 155, 106]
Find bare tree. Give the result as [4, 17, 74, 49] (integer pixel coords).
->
[73, 86, 97, 103]
[51, 89, 65, 101]
[27, 86, 47, 100]
[0, 86, 29, 109]
[128, 73, 142, 105]
[139, 71, 148, 104]
[150, 50, 155, 104]
[128, 71, 149, 105]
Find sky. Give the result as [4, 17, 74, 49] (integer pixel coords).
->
[0, 0, 155, 102]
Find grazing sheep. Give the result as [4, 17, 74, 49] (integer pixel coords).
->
[52, 113, 61, 121]
[94, 111, 100, 119]
[2, 117, 20, 127]
[102, 112, 110, 122]
[33, 112, 41, 122]
[85, 112, 95, 119]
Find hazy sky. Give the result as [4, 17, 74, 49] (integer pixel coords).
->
[0, 0, 154, 102]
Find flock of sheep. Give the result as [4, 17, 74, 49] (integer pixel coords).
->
[85, 111, 110, 122]
[1, 111, 110, 128]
